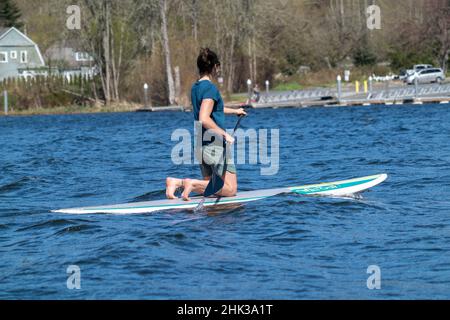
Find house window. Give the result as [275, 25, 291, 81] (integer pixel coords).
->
[10, 51, 17, 59]
[0, 52, 8, 63]
[20, 51, 28, 63]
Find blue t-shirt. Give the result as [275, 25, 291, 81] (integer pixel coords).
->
[191, 80, 225, 145]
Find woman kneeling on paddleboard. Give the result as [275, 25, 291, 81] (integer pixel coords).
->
[166, 48, 247, 201]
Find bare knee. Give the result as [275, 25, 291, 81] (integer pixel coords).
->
[218, 173, 237, 197]
[220, 184, 237, 197]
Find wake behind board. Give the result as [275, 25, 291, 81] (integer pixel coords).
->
[53, 174, 387, 215]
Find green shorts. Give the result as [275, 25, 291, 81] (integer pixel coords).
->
[199, 144, 237, 178]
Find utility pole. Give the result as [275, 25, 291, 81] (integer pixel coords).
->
[3, 91, 8, 115]
[337, 75, 342, 103]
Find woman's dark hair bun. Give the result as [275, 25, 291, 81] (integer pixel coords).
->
[197, 48, 220, 75]
[199, 48, 210, 57]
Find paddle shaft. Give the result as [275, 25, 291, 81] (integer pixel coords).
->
[231, 114, 245, 136]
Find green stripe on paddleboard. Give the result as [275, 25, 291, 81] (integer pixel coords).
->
[292, 177, 377, 195]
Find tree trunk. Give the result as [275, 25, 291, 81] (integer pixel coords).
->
[111, 22, 125, 101]
[248, 38, 253, 82]
[226, 33, 235, 93]
[192, 0, 198, 42]
[102, 0, 112, 103]
[213, 2, 220, 52]
[174, 66, 181, 104]
[252, 36, 257, 83]
[160, 0, 176, 106]
[442, 49, 449, 73]
[110, 16, 118, 101]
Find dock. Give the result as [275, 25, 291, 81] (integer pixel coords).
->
[135, 83, 450, 113]
[252, 97, 450, 109]
[251, 83, 450, 109]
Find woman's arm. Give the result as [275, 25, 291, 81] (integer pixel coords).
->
[199, 99, 235, 143]
[225, 107, 247, 116]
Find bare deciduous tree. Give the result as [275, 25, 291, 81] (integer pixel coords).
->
[159, 0, 176, 105]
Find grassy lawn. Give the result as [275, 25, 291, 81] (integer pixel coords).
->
[227, 93, 248, 103]
[0, 102, 141, 116]
[273, 82, 304, 91]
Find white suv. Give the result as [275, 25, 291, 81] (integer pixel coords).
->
[406, 68, 445, 84]
[404, 64, 434, 81]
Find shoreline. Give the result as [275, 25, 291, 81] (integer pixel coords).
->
[0, 101, 243, 117]
[2, 99, 450, 117]
[2, 85, 450, 116]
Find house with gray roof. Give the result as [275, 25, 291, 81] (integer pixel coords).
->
[0, 27, 46, 81]
[45, 42, 97, 80]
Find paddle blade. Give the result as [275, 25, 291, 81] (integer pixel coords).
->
[204, 173, 225, 198]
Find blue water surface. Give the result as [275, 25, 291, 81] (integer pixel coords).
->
[1, 104, 450, 299]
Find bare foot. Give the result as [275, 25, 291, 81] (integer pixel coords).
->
[181, 179, 194, 201]
[166, 177, 183, 199]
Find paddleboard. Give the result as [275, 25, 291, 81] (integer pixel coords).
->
[53, 174, 387, 215]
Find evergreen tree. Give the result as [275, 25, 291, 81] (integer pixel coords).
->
[0, 0, 23, 29]
[353, 46, 377, 67]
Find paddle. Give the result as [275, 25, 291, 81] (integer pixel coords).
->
[203, 112, 247, 198]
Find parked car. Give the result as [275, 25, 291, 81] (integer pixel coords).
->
[406, 68, 445, 84]
[414, 64, 433, 71]
[405, 64, 434, 80]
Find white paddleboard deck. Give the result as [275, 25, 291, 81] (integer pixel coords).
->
[53, 174, 387, 215]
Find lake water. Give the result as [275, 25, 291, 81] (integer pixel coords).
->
[1, 104, 450, 299]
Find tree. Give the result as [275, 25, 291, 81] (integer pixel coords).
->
[159, 0, 176, 106]
[0, 0, 23, 28]
[83, 0, 143, 104]
[353, 46, 377, 66]
[423, 0, 450, 72]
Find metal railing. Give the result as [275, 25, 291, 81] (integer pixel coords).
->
[374, 84, 450, 100]
[259, 89, 333, 104]
[258, 83, 450, 105]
